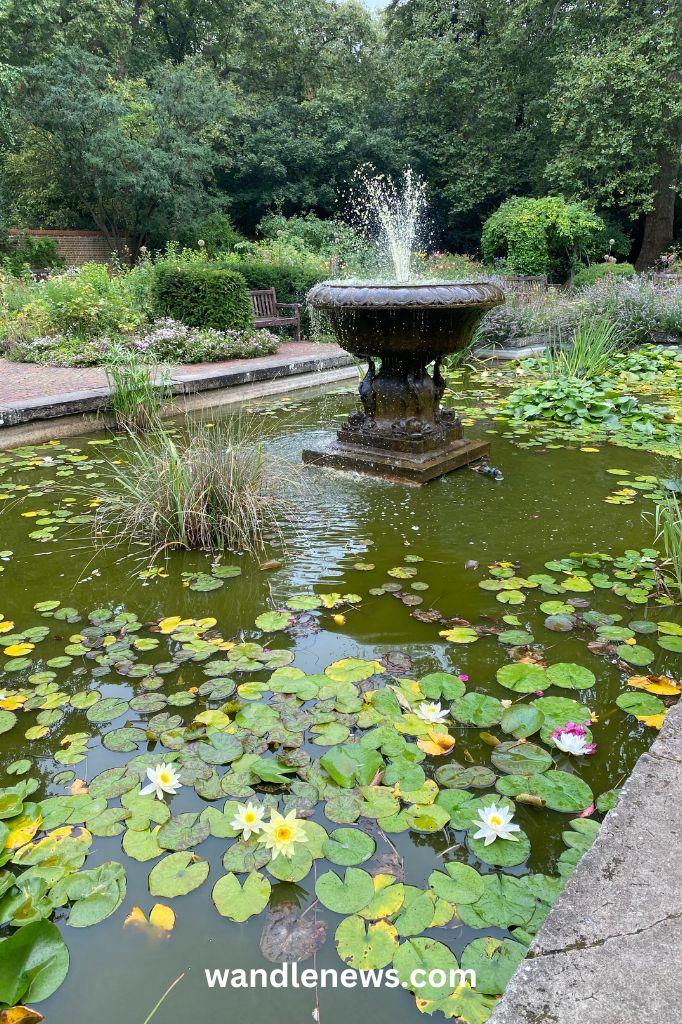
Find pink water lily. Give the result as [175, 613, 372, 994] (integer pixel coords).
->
[551, 722, 596, 756]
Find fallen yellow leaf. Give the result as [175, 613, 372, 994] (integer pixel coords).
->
[628, 675, 681, 696]
[0, 1007, 44, 1024]
[149, 903, 175, 932]
[637, 712, 667, 729]
[3, 643, 35, 657]
[417, 731, 455, 756]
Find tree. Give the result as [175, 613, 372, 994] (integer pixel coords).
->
[545, 0, 682, 267]
[8, 49, 234, 255]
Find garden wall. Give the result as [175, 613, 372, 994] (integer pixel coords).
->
[7, 229, 129, 267]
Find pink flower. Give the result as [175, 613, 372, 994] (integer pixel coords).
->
[535, 690, 544, 697]
[458, 674, 469, 682]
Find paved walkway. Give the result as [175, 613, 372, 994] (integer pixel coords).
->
[489, 701, 682, 1024]
[0, 342, 353, 427]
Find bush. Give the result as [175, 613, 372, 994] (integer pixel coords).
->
[179, 212, 245, 255]
[257, 212, 371, 269]
[481, 197, 604, 280]
[0, 231, 64, 275]
[573, 262, 635, 289]
[6, 263, 143, 341]
[152, 265, 254, 331]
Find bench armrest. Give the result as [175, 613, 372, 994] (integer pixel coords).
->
[275, 302, 302, 311]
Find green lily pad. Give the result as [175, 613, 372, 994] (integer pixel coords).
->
[148, 852, 209, 897]
[212, 871, 271, 921]
[322, 828, 376, 866]
[334, 915, 399, 970]
[315, 867, 374, 913]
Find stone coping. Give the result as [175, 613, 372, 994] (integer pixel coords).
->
[488, 700, 682, 1024]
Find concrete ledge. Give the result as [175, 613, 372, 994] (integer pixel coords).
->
[488, 703, 682, 1024]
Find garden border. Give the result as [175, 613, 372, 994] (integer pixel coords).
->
[488, 699, 682, 1024]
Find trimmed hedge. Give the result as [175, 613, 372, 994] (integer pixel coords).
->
[572, 262, 635, 290]
[152, 265, 254, 331]
[217, 257, 326, 334]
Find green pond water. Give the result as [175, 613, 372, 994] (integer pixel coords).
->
[0, 373, 680, 1024]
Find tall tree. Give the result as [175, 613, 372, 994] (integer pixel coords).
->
[546, 0, 682, 267]
[7, 49, 233, 254]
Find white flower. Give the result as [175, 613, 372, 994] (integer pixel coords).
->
[552, 730, 595, 756]
[139, 763, 182, 801]
[416, 701, 449, 725]
[230, 801, 265, 840]
[473, 803, 521, 846]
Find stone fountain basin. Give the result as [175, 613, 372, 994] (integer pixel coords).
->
[307, 280, 505, 357]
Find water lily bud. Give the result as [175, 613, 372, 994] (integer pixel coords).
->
[333, 614, 346, 625]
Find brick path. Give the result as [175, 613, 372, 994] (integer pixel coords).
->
[0, 342, 355, 430]
[0, 342, 344, 404]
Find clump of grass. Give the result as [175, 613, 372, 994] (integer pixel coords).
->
[90, 416, 294, 554]
[544, 316, 622, 380]
[655, 492, 682, 598]
[104, 345, 172, 431]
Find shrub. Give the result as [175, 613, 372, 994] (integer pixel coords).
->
[152, 265, 254, 331]
[257, 212, 371, 269]
[481, 197, 604, 280]
[8, 263, 143, 340]
[87, 417, 294, 554]
[179, 212, 244, 255]
[572, 262, 635, 289]
[0, 231, 64, 274]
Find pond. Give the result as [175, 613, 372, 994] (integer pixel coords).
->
[1, 367, 680, 1024]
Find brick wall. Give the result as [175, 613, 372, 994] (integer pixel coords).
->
[8, 229, 130, 267]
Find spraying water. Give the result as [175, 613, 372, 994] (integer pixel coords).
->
[351, 167, 429, 281]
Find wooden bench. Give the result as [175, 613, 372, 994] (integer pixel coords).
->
[249, 288, 301, 341]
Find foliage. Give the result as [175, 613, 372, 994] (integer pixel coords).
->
[179, 213, 245, 256]
[6, 50, 233, 255]
[481, 197, 605, 280]
[504, 377, 654, 429]
[104, 347, 172, 432]
[541, 318, 623, 380]
[127, 320, 279, 365]
[87, 418, 295, 554]
[258, 212, 371, 270]
[572, 263, 636, 290]
[655, 493, 682, 599]
[2, 263, 143, 345]
[152, 265, 254, 332]
[0, 230, 63, 274]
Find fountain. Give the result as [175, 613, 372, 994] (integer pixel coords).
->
[302, 171, 505, 484]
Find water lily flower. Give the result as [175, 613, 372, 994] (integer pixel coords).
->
[416, 701, 449, 725]
[458, 674, 469, 682]
[473, 803, 521, 845]
[139, 763, 182, 801]
[550, 723, 596, 756]
[259, 809, 308, 859]
[230, 801, 265, 840]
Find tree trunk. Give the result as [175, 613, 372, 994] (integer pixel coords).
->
[635, 140, 681, 269]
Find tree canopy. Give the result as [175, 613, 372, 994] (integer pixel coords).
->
[0, 0, 679, 264]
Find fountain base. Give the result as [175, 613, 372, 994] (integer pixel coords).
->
[302, 436, 489, 486]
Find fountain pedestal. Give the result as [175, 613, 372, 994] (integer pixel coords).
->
[302, 281, 504, 485]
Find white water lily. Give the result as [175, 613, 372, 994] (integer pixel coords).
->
[473, 803, 521, 846]
[416, 701, 449, 725]
[139, 762, 182, 801]
[552, 730, 595, 756]
[230, 801, 265, 840]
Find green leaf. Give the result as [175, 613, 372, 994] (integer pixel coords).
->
[393, 937, 458, 998]
[450, 693, 504, 727]
[0, 920, 69, 1007]
[322, 827, 376, 866]
[616, 644, 655, 666]
[496, 664, 546, 693]
[546, 663, 595, 690]
[497, 770, 593, 812]
[50, 861, 126, 927]
[315, 867, 374, 913]
[616, 692, 666, 717]
[157, 812, 210, 852]
[491, 741, 553, 776]
[460, 937, 527, 995]
[148, 852, 209, 897]
[255, 612, 292, 632]
[500, 705, 544, 738]
[212, 871, 271, 921]
[428, 862, 484, 905]
[334, 916, 398, 969]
